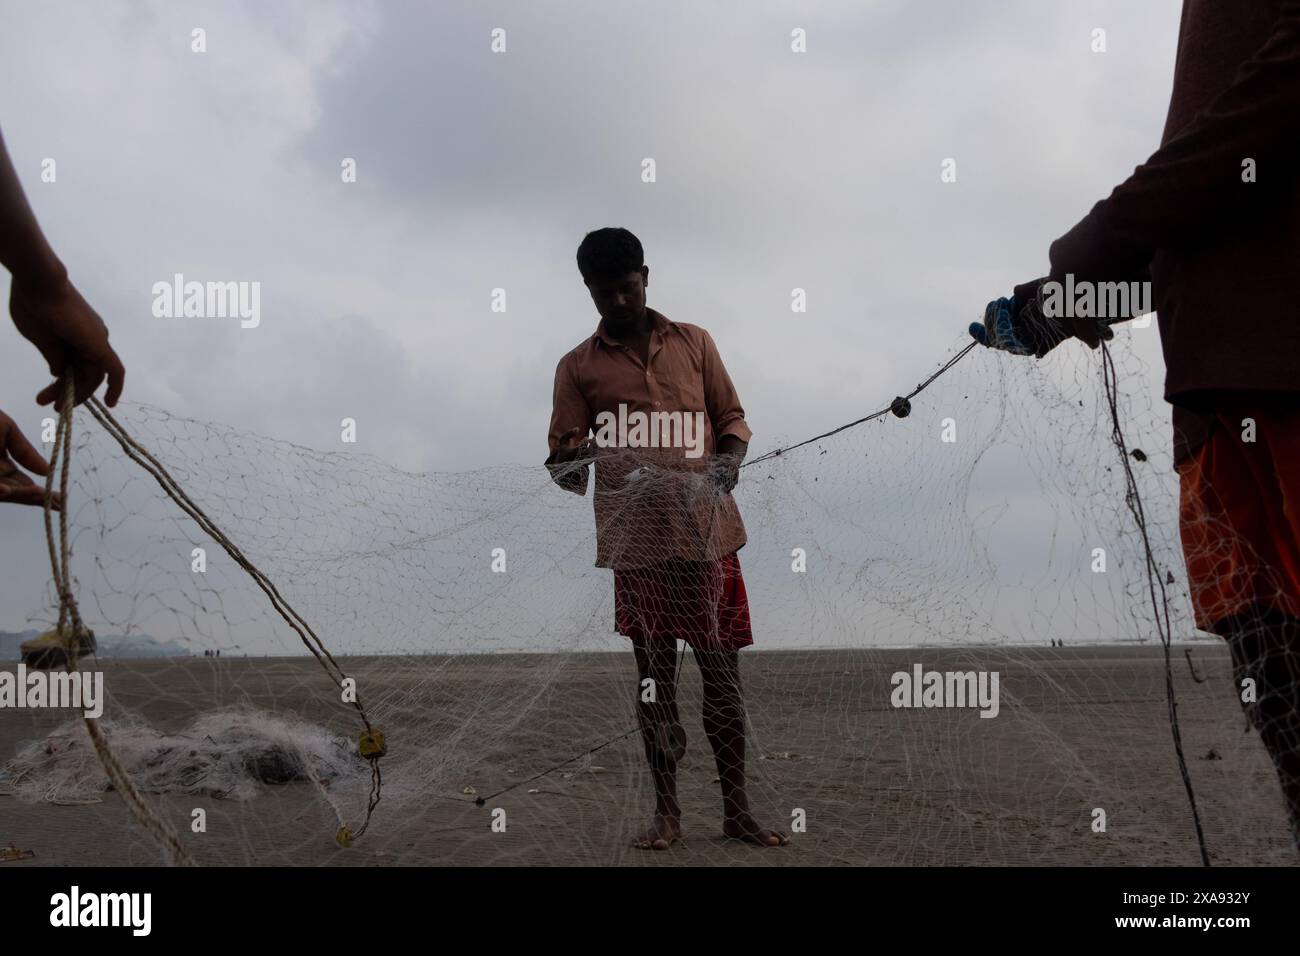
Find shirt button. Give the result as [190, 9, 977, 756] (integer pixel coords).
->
[654, 401, 661, 407]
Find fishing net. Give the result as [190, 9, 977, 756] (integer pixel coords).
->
[1, 329, 1296, 865]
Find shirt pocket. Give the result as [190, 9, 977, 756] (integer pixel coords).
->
[661, 342, 707, 415]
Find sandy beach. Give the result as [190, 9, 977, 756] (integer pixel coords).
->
[1, 645, 1295, 867]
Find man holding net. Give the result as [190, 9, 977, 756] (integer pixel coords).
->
[547, 227, 787, 850]
[0, 123, 127, 665]
[971, 2, 1300, 852]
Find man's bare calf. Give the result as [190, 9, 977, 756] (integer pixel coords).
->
[631, 637, 789, 849]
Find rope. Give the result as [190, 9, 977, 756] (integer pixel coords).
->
[44, 378, 195, 866]
[1099, 341, 1210, 866]
[743, 340, 978, 468]
[38, 384, 384, 858]
[477, 729, 641, 805]
[84, 395, 384, 840]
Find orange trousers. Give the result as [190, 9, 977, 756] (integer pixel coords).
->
[1178, 402, 1300, 635]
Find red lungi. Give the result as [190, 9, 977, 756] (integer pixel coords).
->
[614, 551, 753, 651]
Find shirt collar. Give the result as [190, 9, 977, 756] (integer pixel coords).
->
[593, 307, 672, 348]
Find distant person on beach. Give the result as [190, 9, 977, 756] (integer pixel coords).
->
[0, 124, 126, 666]
[546, 227, 787, 850]
[971, 2, 1300, 851]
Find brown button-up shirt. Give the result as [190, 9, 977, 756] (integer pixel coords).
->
[546, 308, 752, 570]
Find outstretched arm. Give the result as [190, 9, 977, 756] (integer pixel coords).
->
[0, 129, 64, 286]
[1, 126, 125, 408]
[976, 5, 1300, 355]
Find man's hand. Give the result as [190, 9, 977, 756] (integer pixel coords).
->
[970, 279, 1113, 357]
[551, 426, 595, 466]
[0, 410, 59, 509]
[969, 294, 1037, 355]
[10, 270, 125, 410]
[1065, 312, 1113, 350]
[546, 426, 595, 494]
[711, 454, 741, 494]
[712, 434, 747, 495]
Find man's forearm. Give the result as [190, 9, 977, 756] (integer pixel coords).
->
[544, 448, 590, 495]
[0, 129, 66, 286]
[717, 434, 748, 461]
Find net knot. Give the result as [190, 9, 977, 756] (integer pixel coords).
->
[358, 728, 387, 759]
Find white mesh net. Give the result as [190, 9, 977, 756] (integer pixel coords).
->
[1, 332, 1296, 865]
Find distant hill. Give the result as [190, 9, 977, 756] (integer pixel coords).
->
[0, 629, 192, 661]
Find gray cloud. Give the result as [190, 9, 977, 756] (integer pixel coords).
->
[0, 0, 1185, 645]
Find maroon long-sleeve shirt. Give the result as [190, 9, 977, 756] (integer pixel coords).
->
[1045, 0, 1300, 465]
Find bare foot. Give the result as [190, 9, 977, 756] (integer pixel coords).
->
[723, 812, 789, 847]
[633, 814, 681, 851]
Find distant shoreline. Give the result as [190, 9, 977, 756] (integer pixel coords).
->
[0, 639, 1226, 663]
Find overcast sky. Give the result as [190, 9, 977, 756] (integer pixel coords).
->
[0, 0, 1187, 644]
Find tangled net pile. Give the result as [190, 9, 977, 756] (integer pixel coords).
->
[1, 331, 1295, 866]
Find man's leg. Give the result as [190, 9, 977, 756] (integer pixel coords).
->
[1179, 401, 1300, 853]
[631, 635, 683, 850]
[693, 647, 788, 846]
[1220, 604, 1300, 852]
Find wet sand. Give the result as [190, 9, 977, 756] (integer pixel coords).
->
[0, 645, 1295, 866]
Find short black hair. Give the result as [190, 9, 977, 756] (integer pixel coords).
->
[576, 227, 644, 284]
